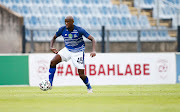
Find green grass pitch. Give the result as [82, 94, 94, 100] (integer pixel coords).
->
[0, 84, 180, 112]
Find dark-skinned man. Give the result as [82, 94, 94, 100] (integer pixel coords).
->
[48, 16, 96, 93]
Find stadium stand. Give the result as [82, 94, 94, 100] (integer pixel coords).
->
[134, 0, 180, 28]
[0, 0, 178, 42]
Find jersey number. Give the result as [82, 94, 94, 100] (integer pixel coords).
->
[77, 57, 83, 64]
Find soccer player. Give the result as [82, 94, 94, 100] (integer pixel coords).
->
[48, 16, 96, 93]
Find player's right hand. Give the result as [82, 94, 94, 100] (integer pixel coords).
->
[50, 48, 58, 54]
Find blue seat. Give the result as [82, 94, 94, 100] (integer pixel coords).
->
[38, 31, 49, 41]
[39, 16, 49, 26]
[140, 31, 149, 41]
[158, 31, 169, 40]
[119, 5, 130, 16]
[90, 17, 100, 27]
[30, 6, 41, 15]
[32, 31, 40, 41]
[32, 0, 40, 4]
[21, 6, 30, 15]
[71, 0, 81, 4]
[149, 31, 158, 41]
[92, 0, 99, 4]
[41, 0, 50, 4]
[71, 6, 79, 15]
[130, 16, 139, 28]
[171, 7, 178, 15]
[81, 0, 89, 4]
[81, 6, 90, 15]
[110, 31, 119, 41]
[164, 6, 171, 16]
[25, 30, 31, 41]
[101, 0, 110, 5]
[111, 5, 120, 15]
[111, 16, 120, 27]
[73, 16, 80, 25]
[41, 6, 51, 15]
[62, 0, 70, 4]
[11, 5, 21, 13]
[21, 0, 30, 4]
[48, 16, 59, 26]
[48, 31, 55, 37]
[128, 31, 138, 41]
[79, 17, 91, 28]
[13, 0, 20, 4]
[118, 31, 128, 41]
[59, 16, 66, 25]
[141, 31, 147, 37]
[51, 6, 60, 15]
[119, 31, 129, 41]
[30, 16, 39, 26]
[0, 0, 4, 3]
[139, 15, 150, 28]
[60, 6, 69, 15]
[121, 17, 129, 28]
[24, 17, 32, 27]
[90, 6, 100, 16]
[9, 0, 20, 5]
[100, 6, 109, 15]
[145, 0, 154, 5]
[175, 0, 180, 4]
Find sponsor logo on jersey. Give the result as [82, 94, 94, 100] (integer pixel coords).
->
[68, 34, 73, 38]
[74, 34, 77, 38]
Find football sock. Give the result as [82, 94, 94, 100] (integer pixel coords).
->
[49, 66, 56, 86]
[83, 76, 92, 89]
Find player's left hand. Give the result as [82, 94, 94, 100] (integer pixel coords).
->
[90, 51, 96, 57]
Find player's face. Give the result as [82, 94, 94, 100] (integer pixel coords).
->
[65, 19, 74, 29]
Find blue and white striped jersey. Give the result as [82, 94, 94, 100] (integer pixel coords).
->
[56, 25, 90, 52]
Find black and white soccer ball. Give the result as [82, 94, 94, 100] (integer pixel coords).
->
[39, 80, 51, 91]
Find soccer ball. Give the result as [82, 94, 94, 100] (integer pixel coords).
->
[39, 80, 51, 91]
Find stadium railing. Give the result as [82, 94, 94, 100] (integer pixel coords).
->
[24, 26, 177, 53]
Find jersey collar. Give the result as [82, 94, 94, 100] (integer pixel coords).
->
[66, 25, 76, 32]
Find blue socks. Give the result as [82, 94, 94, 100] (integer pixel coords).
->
[49, 66, 56, 86]
[83, 76, 92, 89]
[49, 66, 91, 89]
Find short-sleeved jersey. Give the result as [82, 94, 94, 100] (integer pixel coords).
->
[56, 25, 90, 52]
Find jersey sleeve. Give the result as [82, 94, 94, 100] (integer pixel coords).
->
[55, 26, 64, 37]
[80, 28, 90, 38]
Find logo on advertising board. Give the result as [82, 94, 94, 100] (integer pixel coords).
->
[37, 60, 49, 80]
[156, 59, 169, 80]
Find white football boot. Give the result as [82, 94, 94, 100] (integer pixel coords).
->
[87, 88, 93, 93]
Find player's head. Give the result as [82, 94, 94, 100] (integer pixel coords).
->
[65, 16, 74, 29]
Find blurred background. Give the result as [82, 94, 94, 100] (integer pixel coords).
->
[0, 0, 179, 53]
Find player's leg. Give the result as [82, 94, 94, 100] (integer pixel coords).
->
[78, 69, 92, 91]
[49, 54, 62, 86]
[71, 52, 93, 93]
[49, 47, 71, 87]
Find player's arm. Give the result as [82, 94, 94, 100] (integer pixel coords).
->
[87, 35, 96, 57]
[50, 27, 63, 54]
[50, 34, 58, 54]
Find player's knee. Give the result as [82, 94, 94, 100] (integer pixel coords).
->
[79, 73, 85, 77]
[78, 70, 85, 78]
[78, 69, 84, 75]
[50, 60, 57, 67]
